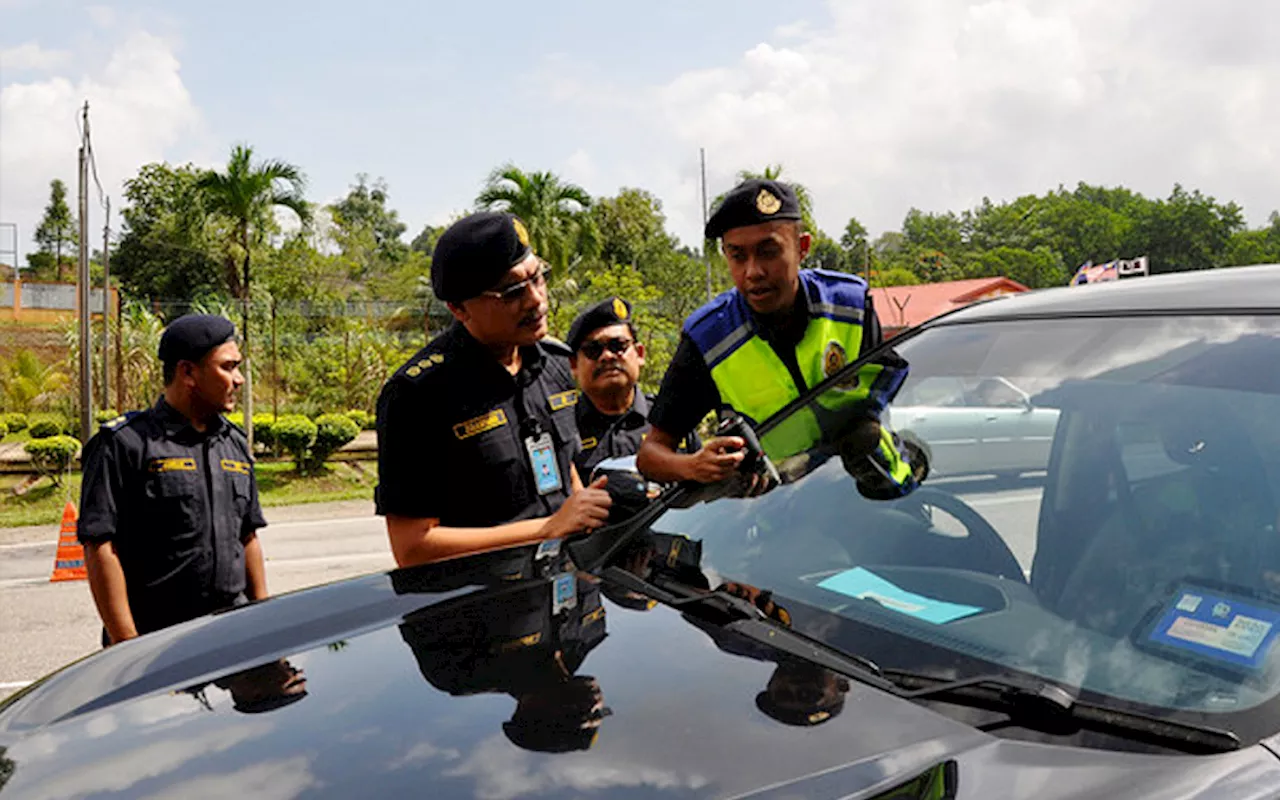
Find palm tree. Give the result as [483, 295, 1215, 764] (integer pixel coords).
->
[475, 164, 598, 273]
[198, 145, 310, 447]
[0, 350, 68, 414]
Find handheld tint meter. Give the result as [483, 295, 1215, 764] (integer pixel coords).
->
[716, 411, 781, 485]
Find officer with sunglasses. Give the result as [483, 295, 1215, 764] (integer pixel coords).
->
[375, 212, 612, 567]
[565, 297, 700, 476]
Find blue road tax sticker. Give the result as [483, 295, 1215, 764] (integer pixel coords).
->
[552, 572, 578, 615]
[1146, 586, 1280, 671]
[818, 567, 983, 624]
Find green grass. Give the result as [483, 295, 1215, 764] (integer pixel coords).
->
[0, 460, 376, 528]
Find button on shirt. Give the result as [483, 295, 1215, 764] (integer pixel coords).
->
[375, 321, 582, 529]
[573, 391, 701, 477]
[77, 398, 267, 634]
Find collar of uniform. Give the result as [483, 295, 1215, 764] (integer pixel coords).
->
[153, 396, 226, 439]
[449, 321, 546, 383]
[579, 387, 647, 428]
[748, 277, 810, 348]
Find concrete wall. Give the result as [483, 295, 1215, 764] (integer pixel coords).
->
[0, 280, 117, 322]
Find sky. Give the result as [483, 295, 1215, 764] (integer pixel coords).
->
[3, 0, 1280, 265]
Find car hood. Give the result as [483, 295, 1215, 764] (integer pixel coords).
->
[2, 551, 1280, 800]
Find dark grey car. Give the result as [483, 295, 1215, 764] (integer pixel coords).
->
[4, 265, 1280, 798]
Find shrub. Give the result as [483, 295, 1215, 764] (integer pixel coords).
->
[308, 413, 360, 472]
[0, 420, 8, 440]
[345, 409, 374, 431]
[252, 414, 277, 449]
[25, 435, 80, 486]
[94, 409, 120, 425]
[273, 415, 318, 472]
[28, 419, 62, 439]
[1, 412, 28, 433]
[226, 411, 244, 428]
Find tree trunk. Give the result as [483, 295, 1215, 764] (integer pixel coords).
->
[240, 225, 254, 452]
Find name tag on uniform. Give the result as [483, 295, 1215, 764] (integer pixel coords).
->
[150, 457, 196, 473]
[552, 572, 578, 615]
[220, 459, 251, 475]
[526, 432, 563, 495]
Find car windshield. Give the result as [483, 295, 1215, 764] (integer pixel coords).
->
[643, 313, 1280, 740]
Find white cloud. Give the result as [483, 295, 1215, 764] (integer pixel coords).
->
[0, 30, 205, 263]
[541, 0, 1280, 244]
[0, 43, 71, 72]
[137, 755, 320, 800]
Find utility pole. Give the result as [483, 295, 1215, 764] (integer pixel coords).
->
[700, 147, 710, 302]
[78, 101, 93, 442]
[101, 196, 111, 410]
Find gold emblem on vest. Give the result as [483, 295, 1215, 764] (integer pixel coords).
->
[756, 189, 782, 215]
[220, 459, 251, 475]
[823, 340, 846, 377]
[452, 409, 508, 440]
[150, 457, 196, 473]
[548, 390, 579, 411]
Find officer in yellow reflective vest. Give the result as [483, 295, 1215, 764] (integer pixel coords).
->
[636, 178, 917, 499]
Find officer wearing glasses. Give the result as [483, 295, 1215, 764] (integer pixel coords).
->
[375, 212, 612, 567]
[566, 297, 700, 476]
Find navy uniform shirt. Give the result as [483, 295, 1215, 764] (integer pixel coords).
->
[77, 398, 267, 635]
[375, 321, 582, 528]
[573, 391, 701, 477]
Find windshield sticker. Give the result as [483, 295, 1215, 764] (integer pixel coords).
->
[1147, 588, 1280, 670]
[818, 568, 983, 624]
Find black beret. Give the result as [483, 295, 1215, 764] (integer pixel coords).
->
[705, 178, 803, 240]
[566, 297, 634, 352]
[431, 211, 533, 303]
[158, 314, 237, 366]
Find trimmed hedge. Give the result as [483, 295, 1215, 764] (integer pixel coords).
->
[0, 420, 8, 440]
[345, 409, 374, 431]
[28, 419, 62, 440]
[311, 414, 360, 471]
[94, 409, 120, 425]
[0, 412, 28, 433]
[273, 415, 318, 471]
[25, 435, 80, 486]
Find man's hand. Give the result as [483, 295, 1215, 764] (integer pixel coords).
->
[683, 436, 748, 483]
[542, 476, 612, 539]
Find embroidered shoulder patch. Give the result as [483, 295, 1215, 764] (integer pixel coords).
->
[452, 409, 508, 440]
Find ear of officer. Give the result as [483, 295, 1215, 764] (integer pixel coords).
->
[374, 212, 612, 568]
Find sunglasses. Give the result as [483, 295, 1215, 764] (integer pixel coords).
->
[579, 337, 634, 360]
[479, 264, 550, 303]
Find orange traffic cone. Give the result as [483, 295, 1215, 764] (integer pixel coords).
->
[50, 501, 87, 582]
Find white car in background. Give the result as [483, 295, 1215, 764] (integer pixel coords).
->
[887, 375, 1060, 481]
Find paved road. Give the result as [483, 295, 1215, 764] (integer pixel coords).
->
[0, 500, 394, 702]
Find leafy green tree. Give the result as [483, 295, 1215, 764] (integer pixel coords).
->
[329, 175, 409, 273]
[410, 223, 445, 256]
[0, 350, 68, 414]
[32, 179, 78, 281]
[198, 144, 311, 447]
[113, 163, 226, 301]
[591, 188, 676, 271]
[476, 164, 597, 272]
[840, 217, 872, 274]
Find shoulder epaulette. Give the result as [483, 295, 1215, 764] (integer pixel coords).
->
[100, 410, 143, 432]
[401, 351, 447, 381]
[539, 336, 573, 357]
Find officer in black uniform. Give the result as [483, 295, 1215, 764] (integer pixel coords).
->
[78, 314, 268, 646]
[375, 211, 611, 567]
[566, 297, 700, 477]
[397, 557, 610, 753]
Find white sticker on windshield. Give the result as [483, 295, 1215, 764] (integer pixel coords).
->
[1176, 593, 1203, 613]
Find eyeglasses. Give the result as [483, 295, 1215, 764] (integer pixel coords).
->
[579, 337, 634, 360]
[479, 264, 550, 303]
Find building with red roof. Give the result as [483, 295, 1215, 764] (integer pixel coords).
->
[868, 276, 1030, 337]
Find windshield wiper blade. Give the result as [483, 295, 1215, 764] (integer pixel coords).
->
[599, 566, 897, 694]
[887, 671, 1241, 755]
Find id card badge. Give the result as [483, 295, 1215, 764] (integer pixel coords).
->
[552, 572, 578, 615]
[535, 538, 561, 560]
[526, 432, 564, 495]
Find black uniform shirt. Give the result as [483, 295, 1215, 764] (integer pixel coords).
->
[649, 291, 886, 440]
[375, 321, 582, 528]
[574, 391, 701, 476]
[77, 398, 267, 634]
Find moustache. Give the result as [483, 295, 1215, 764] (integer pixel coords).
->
[518, 306, 548, 328]
[593, 364, 627, 378]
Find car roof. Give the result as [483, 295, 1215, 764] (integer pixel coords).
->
[928, 263, 1280, 327]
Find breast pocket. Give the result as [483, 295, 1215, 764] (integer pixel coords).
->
[228, 473, 252, 519]
[144, 471, 202, 538]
